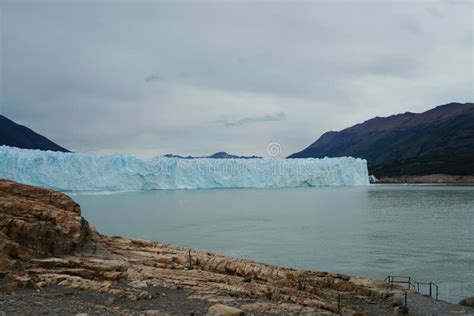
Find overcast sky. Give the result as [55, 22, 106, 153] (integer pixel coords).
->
[1, 1, 473, 157]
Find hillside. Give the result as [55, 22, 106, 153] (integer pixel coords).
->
[289, 102, 474, 177]
[0, 115, 69, 152]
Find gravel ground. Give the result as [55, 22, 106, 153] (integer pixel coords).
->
[407, 292, 474, 316]
[1, 285, 473, 315]
[0, 285, 211, 315]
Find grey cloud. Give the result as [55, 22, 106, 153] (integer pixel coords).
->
[145, 74, 164, 83]
[1, 1, 472, 157]
[225, 112, 286, 127]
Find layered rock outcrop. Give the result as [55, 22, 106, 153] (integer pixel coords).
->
[0, 180, 89, 272]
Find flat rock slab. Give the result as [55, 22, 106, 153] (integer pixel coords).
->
[208, 304, 244, 315]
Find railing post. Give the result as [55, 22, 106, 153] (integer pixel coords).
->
[436, 285, 438, 300]
[408, 277, 411, 289]
[429, 282, 432, 297]
[403, 291, 409, 315]
[337, 293, 341, 314]
[188, 250, 193, 269]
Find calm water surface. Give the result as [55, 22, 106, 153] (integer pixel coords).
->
[74, 185, 474, 303]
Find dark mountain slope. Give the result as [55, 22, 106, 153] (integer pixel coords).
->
[289, 102, 474, 177]
[0, 115, 69, 152]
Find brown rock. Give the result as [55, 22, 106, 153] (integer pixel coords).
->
[0, 179, 91, 291]
[459, 296, 474, 307]
[0, 274, 22, 292]
[129, 280, 148, 288]
[208, 304, 245, 315]
[0, 179, 90, 268]
[103, 297, 116, 306]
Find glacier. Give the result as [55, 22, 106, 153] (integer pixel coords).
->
[0, 146, 369, 191]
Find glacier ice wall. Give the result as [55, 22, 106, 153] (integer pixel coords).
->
[0, 146, 369, 191]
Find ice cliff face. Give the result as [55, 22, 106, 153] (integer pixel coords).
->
[0, 146, 369, 191]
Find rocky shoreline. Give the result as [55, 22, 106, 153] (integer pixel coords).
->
[1, 179, 473, 315]
[377, 174, 474, 184]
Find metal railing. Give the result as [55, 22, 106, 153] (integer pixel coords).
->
[384, 275, 438, 300]
[384, 275, 416, 290]
[415, 281, 439, 300]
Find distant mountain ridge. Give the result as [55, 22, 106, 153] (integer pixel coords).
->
[0, 115, 69, 152]
[164, 152, 261, 159]
[289, 102, 474, 177]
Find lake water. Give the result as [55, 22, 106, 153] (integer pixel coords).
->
[74, 185, 474, 303]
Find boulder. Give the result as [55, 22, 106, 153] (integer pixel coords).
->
[459, 296, 474, 307]
[208, 304, 245, 316]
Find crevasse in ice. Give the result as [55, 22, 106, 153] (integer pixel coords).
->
[0, 146, 369, 191]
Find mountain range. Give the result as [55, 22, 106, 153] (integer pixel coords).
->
[0, 115, 69, 152]
[164, 152, 262, 159]
[289, 102, 474, 177]
[3, 102, 473, 178]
